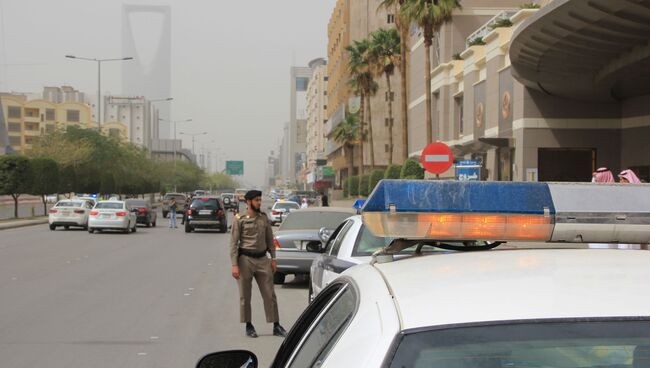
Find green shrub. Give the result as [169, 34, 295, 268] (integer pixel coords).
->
[369, 170, 384, 194]
[348, 176, 360, 197]
[468, 37, 486, 46]
[384, 164, 402, 179]
[489, 18, 512, 29]
[359, 175, 371, 197]
[342, 178, 349, 198]
[452, 52, 462, 61]
[400, 159, 424, 179]
[520, 2, 541, 9]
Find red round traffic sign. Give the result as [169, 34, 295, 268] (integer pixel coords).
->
[420, 142, 454, 174]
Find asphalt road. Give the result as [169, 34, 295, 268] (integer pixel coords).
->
[0, 206, 309, 368]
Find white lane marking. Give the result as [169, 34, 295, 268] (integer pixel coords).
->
[188, 288, 194, 291]
[66, 261, 71, 264]
[137, 352, 148, 356]
[11, 277, 17, 281]
[207, 263, 213, 266]
[424, 154, 450, 162]
[150, 336, 159, 340]
[184, 293, 191, 296]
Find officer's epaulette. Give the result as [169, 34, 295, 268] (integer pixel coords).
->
[235, 213, 242, 220]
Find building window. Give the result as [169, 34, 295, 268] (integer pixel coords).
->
[8, 106, 21, 119]
[385, 144, 390, 153]
[46, 109, 55, 121]
[296, 77, 309, 92]
[46, 124, 56, 133]
[66, 109, 80, 122]
[25, 108, 39, 118]
[108, 128, 121, 139]
[25, 137, 34, 145]
[385, 118, 394, 127]
[455, 96, 464, 135]
[387, 14, 395, 24]
[9, 136, 21, 146]
[385, 91, 395, 101]
[324, 76, 329, 81]
[8, 122, 21, 132]
[25, 122, 39, 131]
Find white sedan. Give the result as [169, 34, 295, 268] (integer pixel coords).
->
[269, 200, 300, 225]
[88, 201, 137, 234]
[49, 199, 94, 230]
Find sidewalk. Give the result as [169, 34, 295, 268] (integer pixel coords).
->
[331, 199, 356, 208]
[0, 217, 49, 231]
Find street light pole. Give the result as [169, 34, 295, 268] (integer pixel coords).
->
[159, 118, 192, 192]
[179, 131, 207, 160]
[65, 55, 133, 130]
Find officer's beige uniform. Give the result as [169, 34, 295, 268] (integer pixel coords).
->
[230, 212, 279, 323]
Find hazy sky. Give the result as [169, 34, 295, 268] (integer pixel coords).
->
[0, 0, 337, 187]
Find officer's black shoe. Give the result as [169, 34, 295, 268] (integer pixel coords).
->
[273, 324, 287, 337]
[246, 325, 258, 338]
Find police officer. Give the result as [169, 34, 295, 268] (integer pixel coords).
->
[230, 190, 288, 338]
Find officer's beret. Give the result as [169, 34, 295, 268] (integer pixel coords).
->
[244, 190, 262, 200]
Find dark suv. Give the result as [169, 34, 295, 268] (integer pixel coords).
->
[184, 196, 228, 233]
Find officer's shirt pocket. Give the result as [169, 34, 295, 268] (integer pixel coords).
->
[242, 221, 258, 237]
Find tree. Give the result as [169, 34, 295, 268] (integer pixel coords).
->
[348, 176, 360, 197]
[401, 0, 462, 144]
[369, 169, 385, 194]
[359, 174, 371, 197]
[0, 155, 34, 218]
[202, 173, 240, 191]
[332, 114, 360, 183]
[369, 28, 401, 165]
[385, 164, 403, 179]
[400, 158, 425, 179]
[379, 0, 411, 162]
[29, 158, 60, 216]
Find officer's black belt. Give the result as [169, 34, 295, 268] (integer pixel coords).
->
[238, 249, 267, 258]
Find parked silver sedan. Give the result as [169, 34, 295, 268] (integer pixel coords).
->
[49, 199, 94, 231]
[88, 201, 137, 234]
[273, 207, 356, 284]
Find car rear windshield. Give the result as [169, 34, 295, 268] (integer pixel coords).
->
[56, 201, 82, 207]
[126, 200, 148, 207]
[279, 211, 351, 230]
[275, 202, 300, 210]
[164, 194, 185, 201]
[389, 319, 650, 368]
[95, 203, 124, 209]
[191, 198, 220, 209]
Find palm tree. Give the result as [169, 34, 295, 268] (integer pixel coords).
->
[379, 0, 410, 162]
[332, 114, 359, 182]
[401, 0, 462, 144]
[369, 28, 401, 165]
[346, 39, 378, 173]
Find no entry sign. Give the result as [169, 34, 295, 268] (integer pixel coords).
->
[420, 142, 453, 174]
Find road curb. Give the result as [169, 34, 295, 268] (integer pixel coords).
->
[0, 218, 49, 231]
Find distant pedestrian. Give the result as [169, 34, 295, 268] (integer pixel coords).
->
[230, 190, 287, 338]
[300, 198, 309, 209]
[180, 201, 189, 225]
[169, 197, 178, 229]
[619, 169, 641, 184]
[592, 167, 615, 183]
[320, 191, 329, 207]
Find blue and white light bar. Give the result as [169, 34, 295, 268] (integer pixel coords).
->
[362, 180, 650, 244]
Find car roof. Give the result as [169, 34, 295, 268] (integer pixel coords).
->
[292, 207, 356, 214]
[362, 249, 650, 330]
[273, 201, 299, 206]
[96, 200, 125, 204]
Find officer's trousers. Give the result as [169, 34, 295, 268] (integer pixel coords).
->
[237, 255, 279, 323]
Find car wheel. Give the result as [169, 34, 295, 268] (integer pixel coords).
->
[162, 211, 168, 219]
[88, 228, 94, 234]
[146, 221, 151, 228]
[64, 225, 70, 230]
[49, 224, 56, 231]
[152, 221, 156, 227]
[132, 223, 137, 233]
[124, 224, 131, 234]
[273, 272, 286, 285]
[184, 224, 193, 233]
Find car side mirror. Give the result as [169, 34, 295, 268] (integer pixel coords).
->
[196, 350, 257, 368]
[306, 241, 325, 253]
[318, 227, 333, 243]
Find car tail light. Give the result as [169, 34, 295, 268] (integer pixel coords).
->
[272, 210, 280, 215]
[217, 209, 225, 217]
[74, 209, 85, 214]
[90, 211, 99, 216]
[116, 212, 127, 217]
[187, 209, 193, 215]
[49, 209, 58, 214]
[274, 237, 281, 249]
[138, 208, 147, 214]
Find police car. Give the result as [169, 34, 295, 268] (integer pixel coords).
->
[197, 180, 650, 368]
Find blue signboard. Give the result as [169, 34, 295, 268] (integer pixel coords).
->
[456, 160, 481, 181]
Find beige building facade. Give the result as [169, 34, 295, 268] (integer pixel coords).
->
[305, 58, 328, 183]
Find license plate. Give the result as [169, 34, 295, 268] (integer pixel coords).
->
[199, 210, 212, 215]
[101, 214, 111, 218]
[61, 211, 70, 216]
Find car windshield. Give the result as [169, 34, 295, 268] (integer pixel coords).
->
[165, 195, 185, 201]
[389, 319, 650, 368]
[191, 198, 219, 209]
[126, 200, 148, 207]
[275, 202, 300, 210]
[279, 211, 351, 230]
[353, 226, 396, 256]
[95, 203, 124, 210]
[56, 201, 82, 208]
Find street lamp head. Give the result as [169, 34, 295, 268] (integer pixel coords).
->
[123, 57, 134, 60]
[65, 55, 76, 59]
